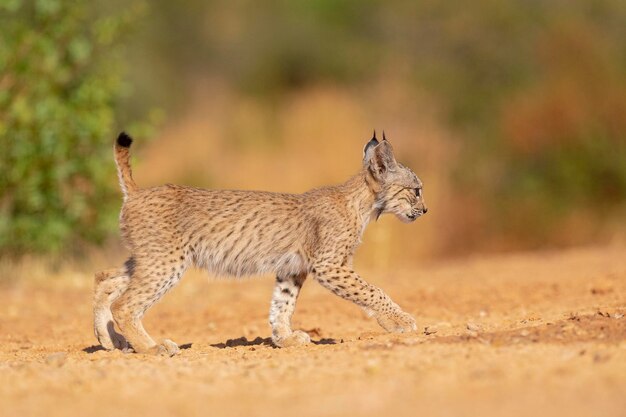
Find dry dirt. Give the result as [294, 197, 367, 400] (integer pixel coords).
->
[1, 245, 625, 417]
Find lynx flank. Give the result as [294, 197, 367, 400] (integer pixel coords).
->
[94, 132, 428, 356]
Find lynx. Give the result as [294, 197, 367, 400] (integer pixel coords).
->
[94, 131, 428, 355]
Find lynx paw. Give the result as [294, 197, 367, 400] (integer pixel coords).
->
[375, 310, 417, 333]
[151, 339, 180, 357]
[273, 330, 311, 348]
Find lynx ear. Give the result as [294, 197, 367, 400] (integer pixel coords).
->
[368, 139, 397, 180]
[362, 130, 379, 163]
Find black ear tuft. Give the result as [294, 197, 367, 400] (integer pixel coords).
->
[382, 130, 387, 141]
[363, 129, 380, 161]
[117, 132, 133, 148]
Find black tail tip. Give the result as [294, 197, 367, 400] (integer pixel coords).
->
[117, 132, 133, 148]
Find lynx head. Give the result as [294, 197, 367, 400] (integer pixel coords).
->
[363, 131, 428, 223]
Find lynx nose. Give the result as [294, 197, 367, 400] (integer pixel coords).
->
[423, 207, 428, 214]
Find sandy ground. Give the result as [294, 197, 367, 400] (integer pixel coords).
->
[0, 245, 625, 417]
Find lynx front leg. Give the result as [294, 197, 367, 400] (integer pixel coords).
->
[312, 264, 416, 333]
[269, 273, 310, 347]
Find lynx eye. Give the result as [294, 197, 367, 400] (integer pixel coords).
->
[414, 188, 421, 198]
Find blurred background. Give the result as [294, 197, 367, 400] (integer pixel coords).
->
[1, 0, 626, 270]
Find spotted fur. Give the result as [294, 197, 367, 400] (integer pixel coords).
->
[94, 132, 428, 355]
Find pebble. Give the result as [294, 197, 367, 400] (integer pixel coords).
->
[423, 326, 437, 336]
[466, 322, 481, 332]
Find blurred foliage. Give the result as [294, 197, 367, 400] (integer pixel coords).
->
[0, 0, 151, 255]
[423, 1, 626, 244]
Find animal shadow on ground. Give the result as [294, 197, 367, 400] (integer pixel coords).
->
[82, 333, 336, 353]
[211, 335, 336, 349]
[82, 343, 193, 354]
[83, 345, 106, 354]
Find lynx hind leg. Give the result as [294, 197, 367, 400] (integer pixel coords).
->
[269, 273, 311, 347]
[94, 267, 130, 350]
[111, 260, 186, 356]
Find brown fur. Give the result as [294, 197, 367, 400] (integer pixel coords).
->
[94, 132, 428, 355]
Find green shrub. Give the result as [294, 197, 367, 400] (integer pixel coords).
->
[0, 0, 147, 255]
